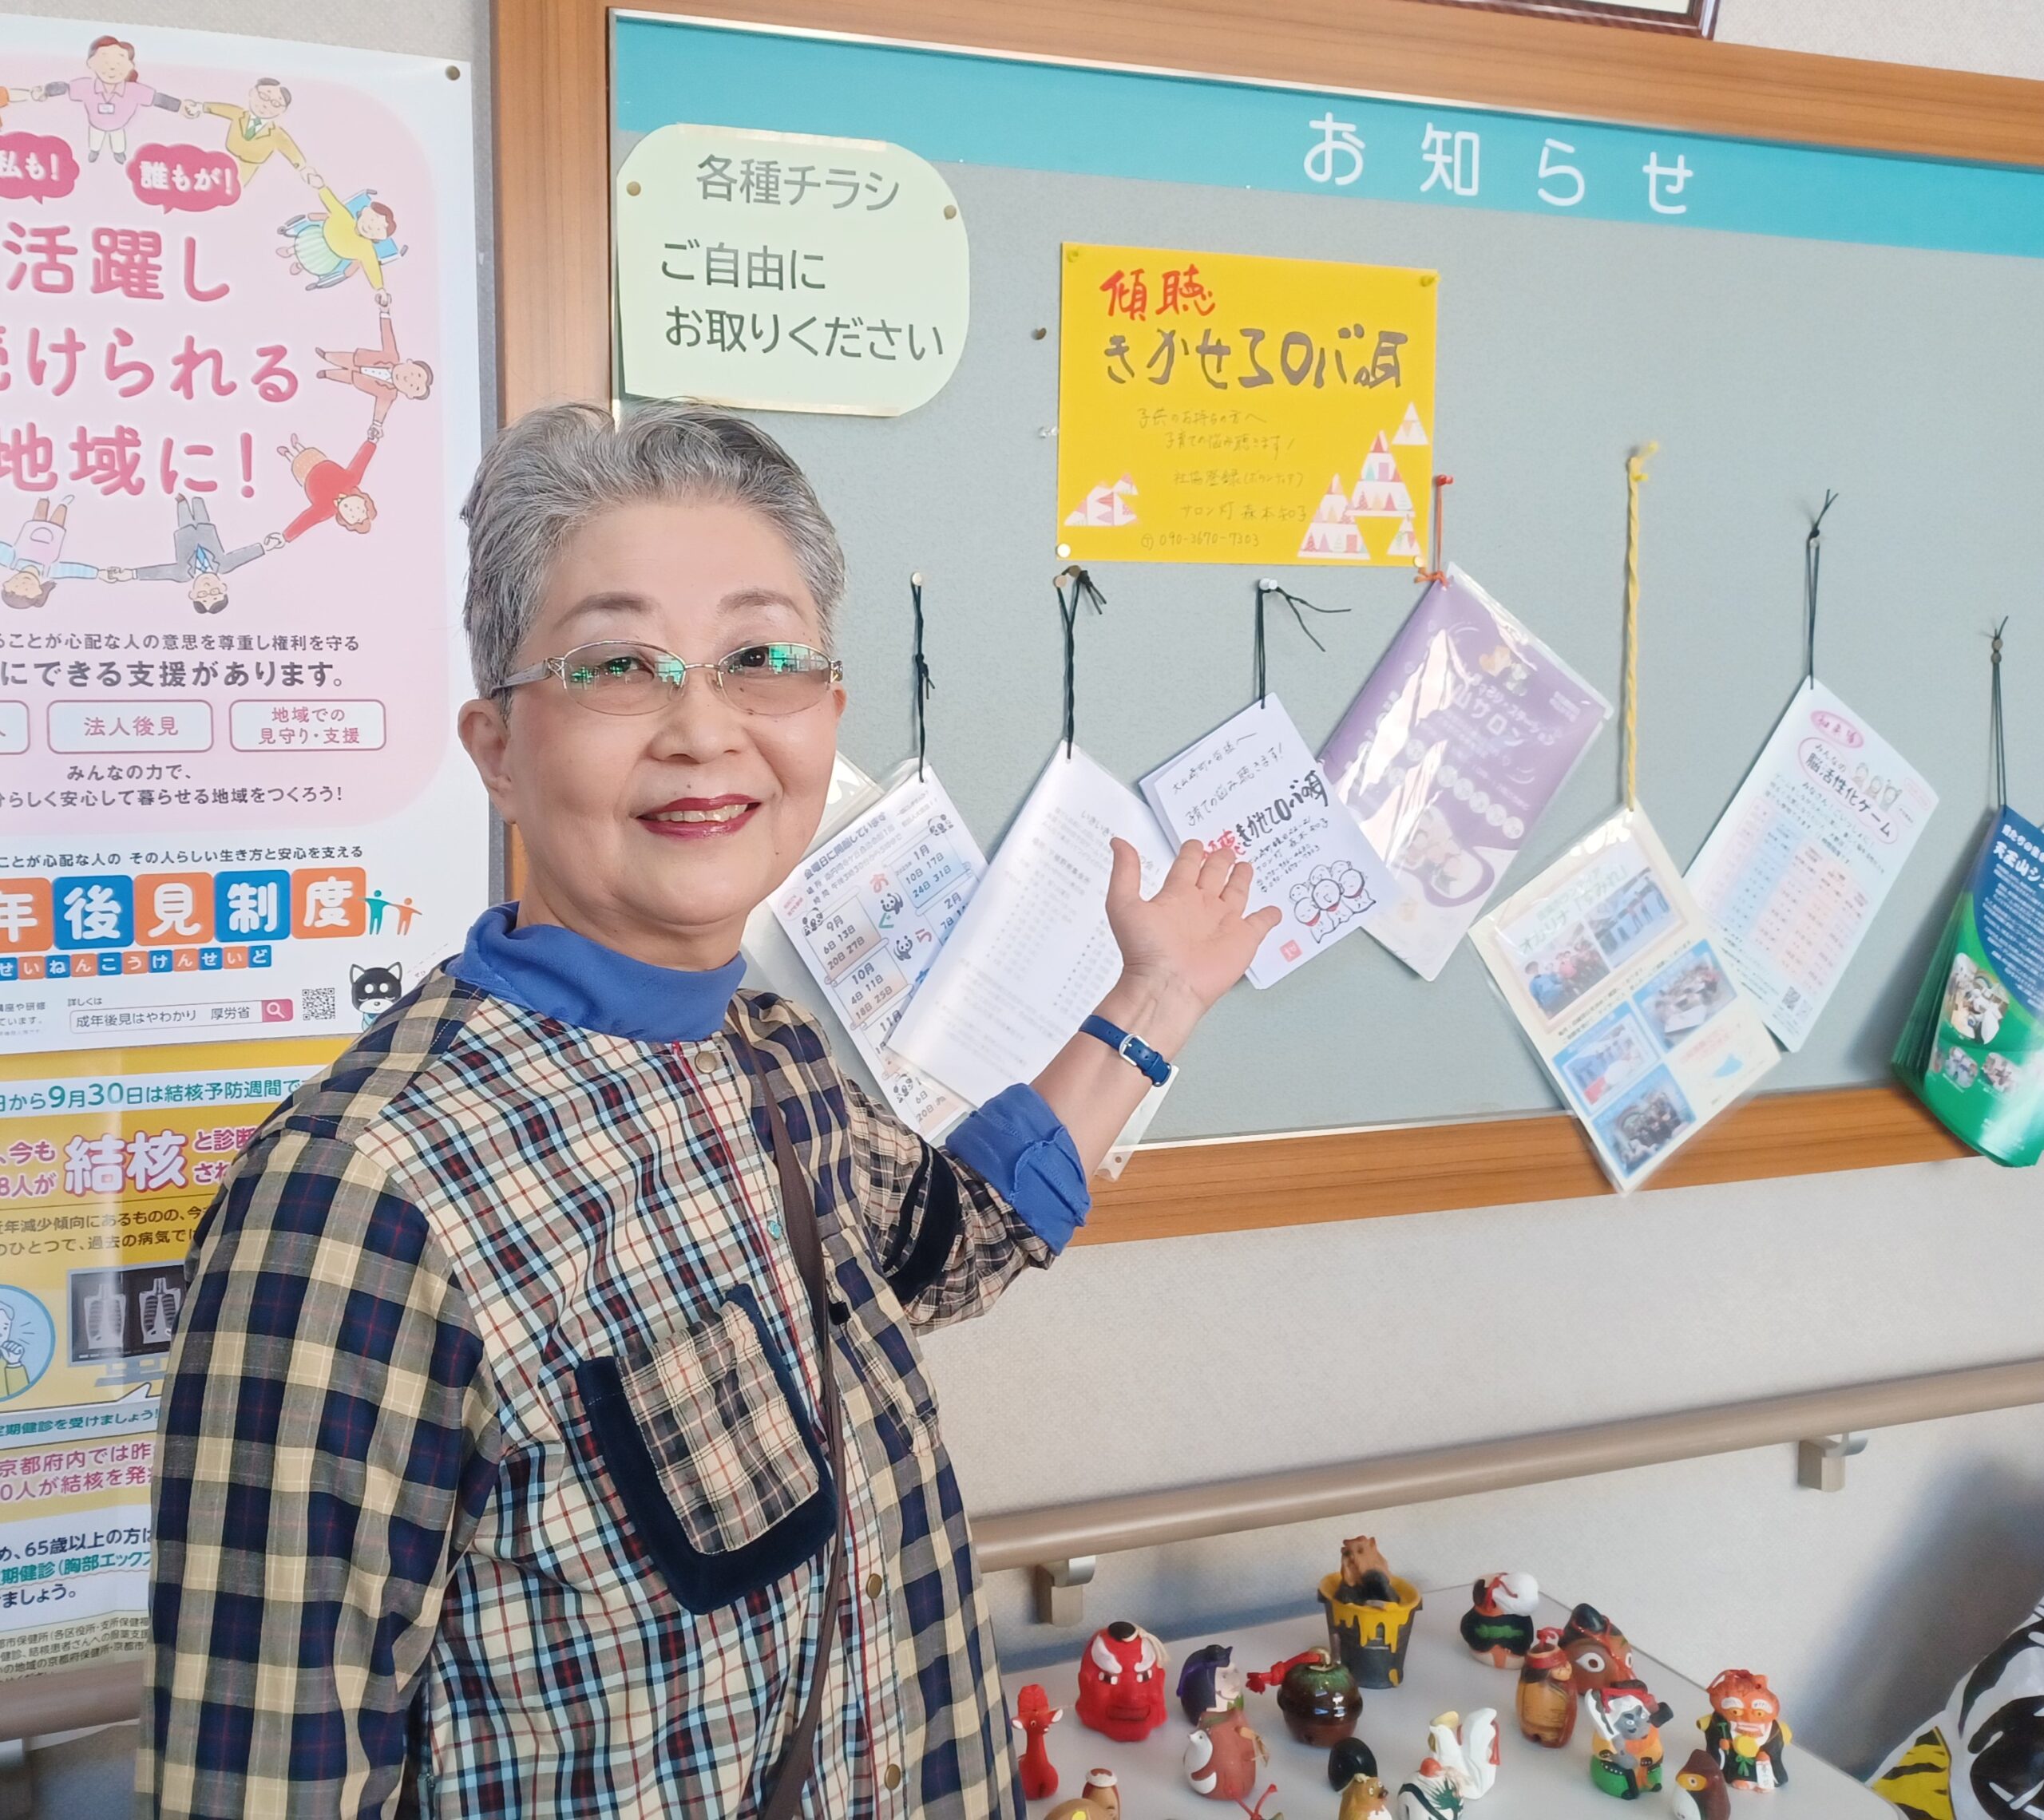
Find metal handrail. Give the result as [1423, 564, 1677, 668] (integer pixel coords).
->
[7, 1355, 2042, 1742]
[972, 1355, 2044, 1573]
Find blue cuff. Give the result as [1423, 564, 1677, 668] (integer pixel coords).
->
[945, 1084, 1090, 1255]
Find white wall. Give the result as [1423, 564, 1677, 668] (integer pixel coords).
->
[13, 1, 2041, 1813]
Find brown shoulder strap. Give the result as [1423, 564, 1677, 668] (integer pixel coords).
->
[737, 1035, 848, 1820]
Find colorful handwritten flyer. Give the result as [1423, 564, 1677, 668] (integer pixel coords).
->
[0, 18, 483, 1058]
[1055, 243, 1437, 566]
[1688, 679, 1937, 1051]
[1140, 695, 1399, 989]
[1472, 810, 1779, 1191]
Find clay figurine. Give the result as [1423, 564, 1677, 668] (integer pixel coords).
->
[1184, 1707, 1276, 1814]
[1341, 1773, 1396, 1820]
[1430, 1709, 1501, 1802]
[1179, 1642, 1245, 1723]
[1321, 1537, 1425, 1689]
[1012, 1683, 1062, 1802]
[1672, 1748, 1733, 1820]
[1399, 1754, 1466, 1820]
[1462, 1573, 1542, 1666]
[1339, 1533, 1398, 1604]
[1517, 1627, 1578, 1749]
[1076, 1620, 1171, 1743]
[1275, 1650, 1365, 1747]
[1329, 1735, 1380, 1790]
[1045, 1767, 1120, 1820]
[1700, 1671, 1791, 1792]
[1560, 1604, 1675, 1799]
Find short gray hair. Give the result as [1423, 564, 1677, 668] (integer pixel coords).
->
[460, 401, 845, 695]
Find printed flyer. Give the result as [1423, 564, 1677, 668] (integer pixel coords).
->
[1139, 694, 1399, 989]
[1321, 565, 1612, 980]
[0, 1036, 330, 1675]
[1472, 809, 1780, 1190]
[1893, 808, 2044, 1168]
[0, 16, 484, 1057]
[1689, 679, 1937, 1051]
[770, 765, 984, 1141]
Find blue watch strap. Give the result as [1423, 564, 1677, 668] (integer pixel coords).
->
[1080, 1014, 1174, 1087]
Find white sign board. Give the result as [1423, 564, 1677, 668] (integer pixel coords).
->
[616, 123, 969, 415]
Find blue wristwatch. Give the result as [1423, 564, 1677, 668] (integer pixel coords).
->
[1080, 1014, 1176, 1087]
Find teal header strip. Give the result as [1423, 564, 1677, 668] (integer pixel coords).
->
[614, 16, 2044, 260]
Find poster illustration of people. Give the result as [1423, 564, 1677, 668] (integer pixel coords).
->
[0, 18, 480, 1680]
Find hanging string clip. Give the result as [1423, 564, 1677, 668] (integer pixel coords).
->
[1253, 578, 1348, 705]
[1802, 489, 1838, 690]
[1621, 442, 1658, 811]
[1991, 615, 2009, 810]
[1055, 564, 1107, 758]
[909, 572, 935, 780]
[1415, 473, 1456, 586]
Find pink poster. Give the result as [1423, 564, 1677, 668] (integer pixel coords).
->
[0, 16, 484, 1054]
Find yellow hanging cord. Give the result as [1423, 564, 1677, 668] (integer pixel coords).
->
[1622, 441, 1658, 810]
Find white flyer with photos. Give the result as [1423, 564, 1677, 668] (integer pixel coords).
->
[1686, 679, 1937, 1051]
[770, 766, 984, 1139]
[1140, 696, 1400, 988]
[889, 746, 1175, 1110]
[1472, 809, 1780, 1190]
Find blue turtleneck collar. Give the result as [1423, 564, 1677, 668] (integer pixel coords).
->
[447, 903, 743, 1043]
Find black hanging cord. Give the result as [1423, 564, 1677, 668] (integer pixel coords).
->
[1056, 564, 1106, 757]
[909, 572, 934, 779]
[1253, 579, 1349, 705]
[1803, 489, 1838, 687]
[1991, 617, 2009, 809]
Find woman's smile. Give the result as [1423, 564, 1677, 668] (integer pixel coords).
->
[639, 793, 763, 838]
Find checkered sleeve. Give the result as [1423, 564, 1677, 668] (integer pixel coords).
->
[843, 1080, 1053, 1332]
[141, 1126, 501, 1820]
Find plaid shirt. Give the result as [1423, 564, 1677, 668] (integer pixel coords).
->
[142, 969, 1052, 1818]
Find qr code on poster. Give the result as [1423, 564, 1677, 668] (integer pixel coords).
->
[301, 987, 338, 1023]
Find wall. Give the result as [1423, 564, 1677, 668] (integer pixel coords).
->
[10, 1, 2039, 1813]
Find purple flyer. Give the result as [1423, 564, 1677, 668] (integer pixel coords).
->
[1319, 564, 1612, 979]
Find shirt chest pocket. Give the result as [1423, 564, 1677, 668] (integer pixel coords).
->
[572, 1286, 835, 1614]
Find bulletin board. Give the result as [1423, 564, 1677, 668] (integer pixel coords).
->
[495, 0, 2044, 1237]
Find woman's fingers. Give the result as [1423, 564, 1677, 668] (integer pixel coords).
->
[1165, 837, 1206, 892]
[1105, 837, 1143, 914]
[1194, 841, 1238, 895]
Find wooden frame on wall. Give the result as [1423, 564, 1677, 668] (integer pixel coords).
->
[1407, 0, 1719, 40]
[493, 0, 2028, 1242]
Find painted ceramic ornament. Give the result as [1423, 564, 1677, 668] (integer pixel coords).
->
[1673, 1747, 1733, 1820]
[1012, 1682, 1062, 1802]
[1045, 1767, 1120, 1820]
[1517, 1627, 1578, 1749]
[1399, 1755, 1466, 1820]
[1342, 1774, 1396, 1820]
[1076, 1620, 1171, 1742]
[1179, 1642, 1246, 1723]
[1430, 1708, 1501, 1802]
[1275, 1650, 1365, 1747]
[1701, 1671, 1791, 1792]
[1321, 1536, 1425, 1689]
[1329, 1735, 1381, 1790]
[1184, 1707, 1278, 1815]
[1462, 1573, 1541, 1666]
[1561, 1604, 1676, 1800]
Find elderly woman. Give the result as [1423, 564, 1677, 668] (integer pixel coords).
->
[143, 403, 1275, 1818]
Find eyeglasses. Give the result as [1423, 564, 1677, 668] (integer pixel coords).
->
[497, 640, 842, 718]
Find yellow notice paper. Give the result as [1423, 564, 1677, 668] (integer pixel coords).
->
[1056, 243, 1438, 567]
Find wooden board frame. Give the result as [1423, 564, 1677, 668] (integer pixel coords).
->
[493, 0, 2014, 1241]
